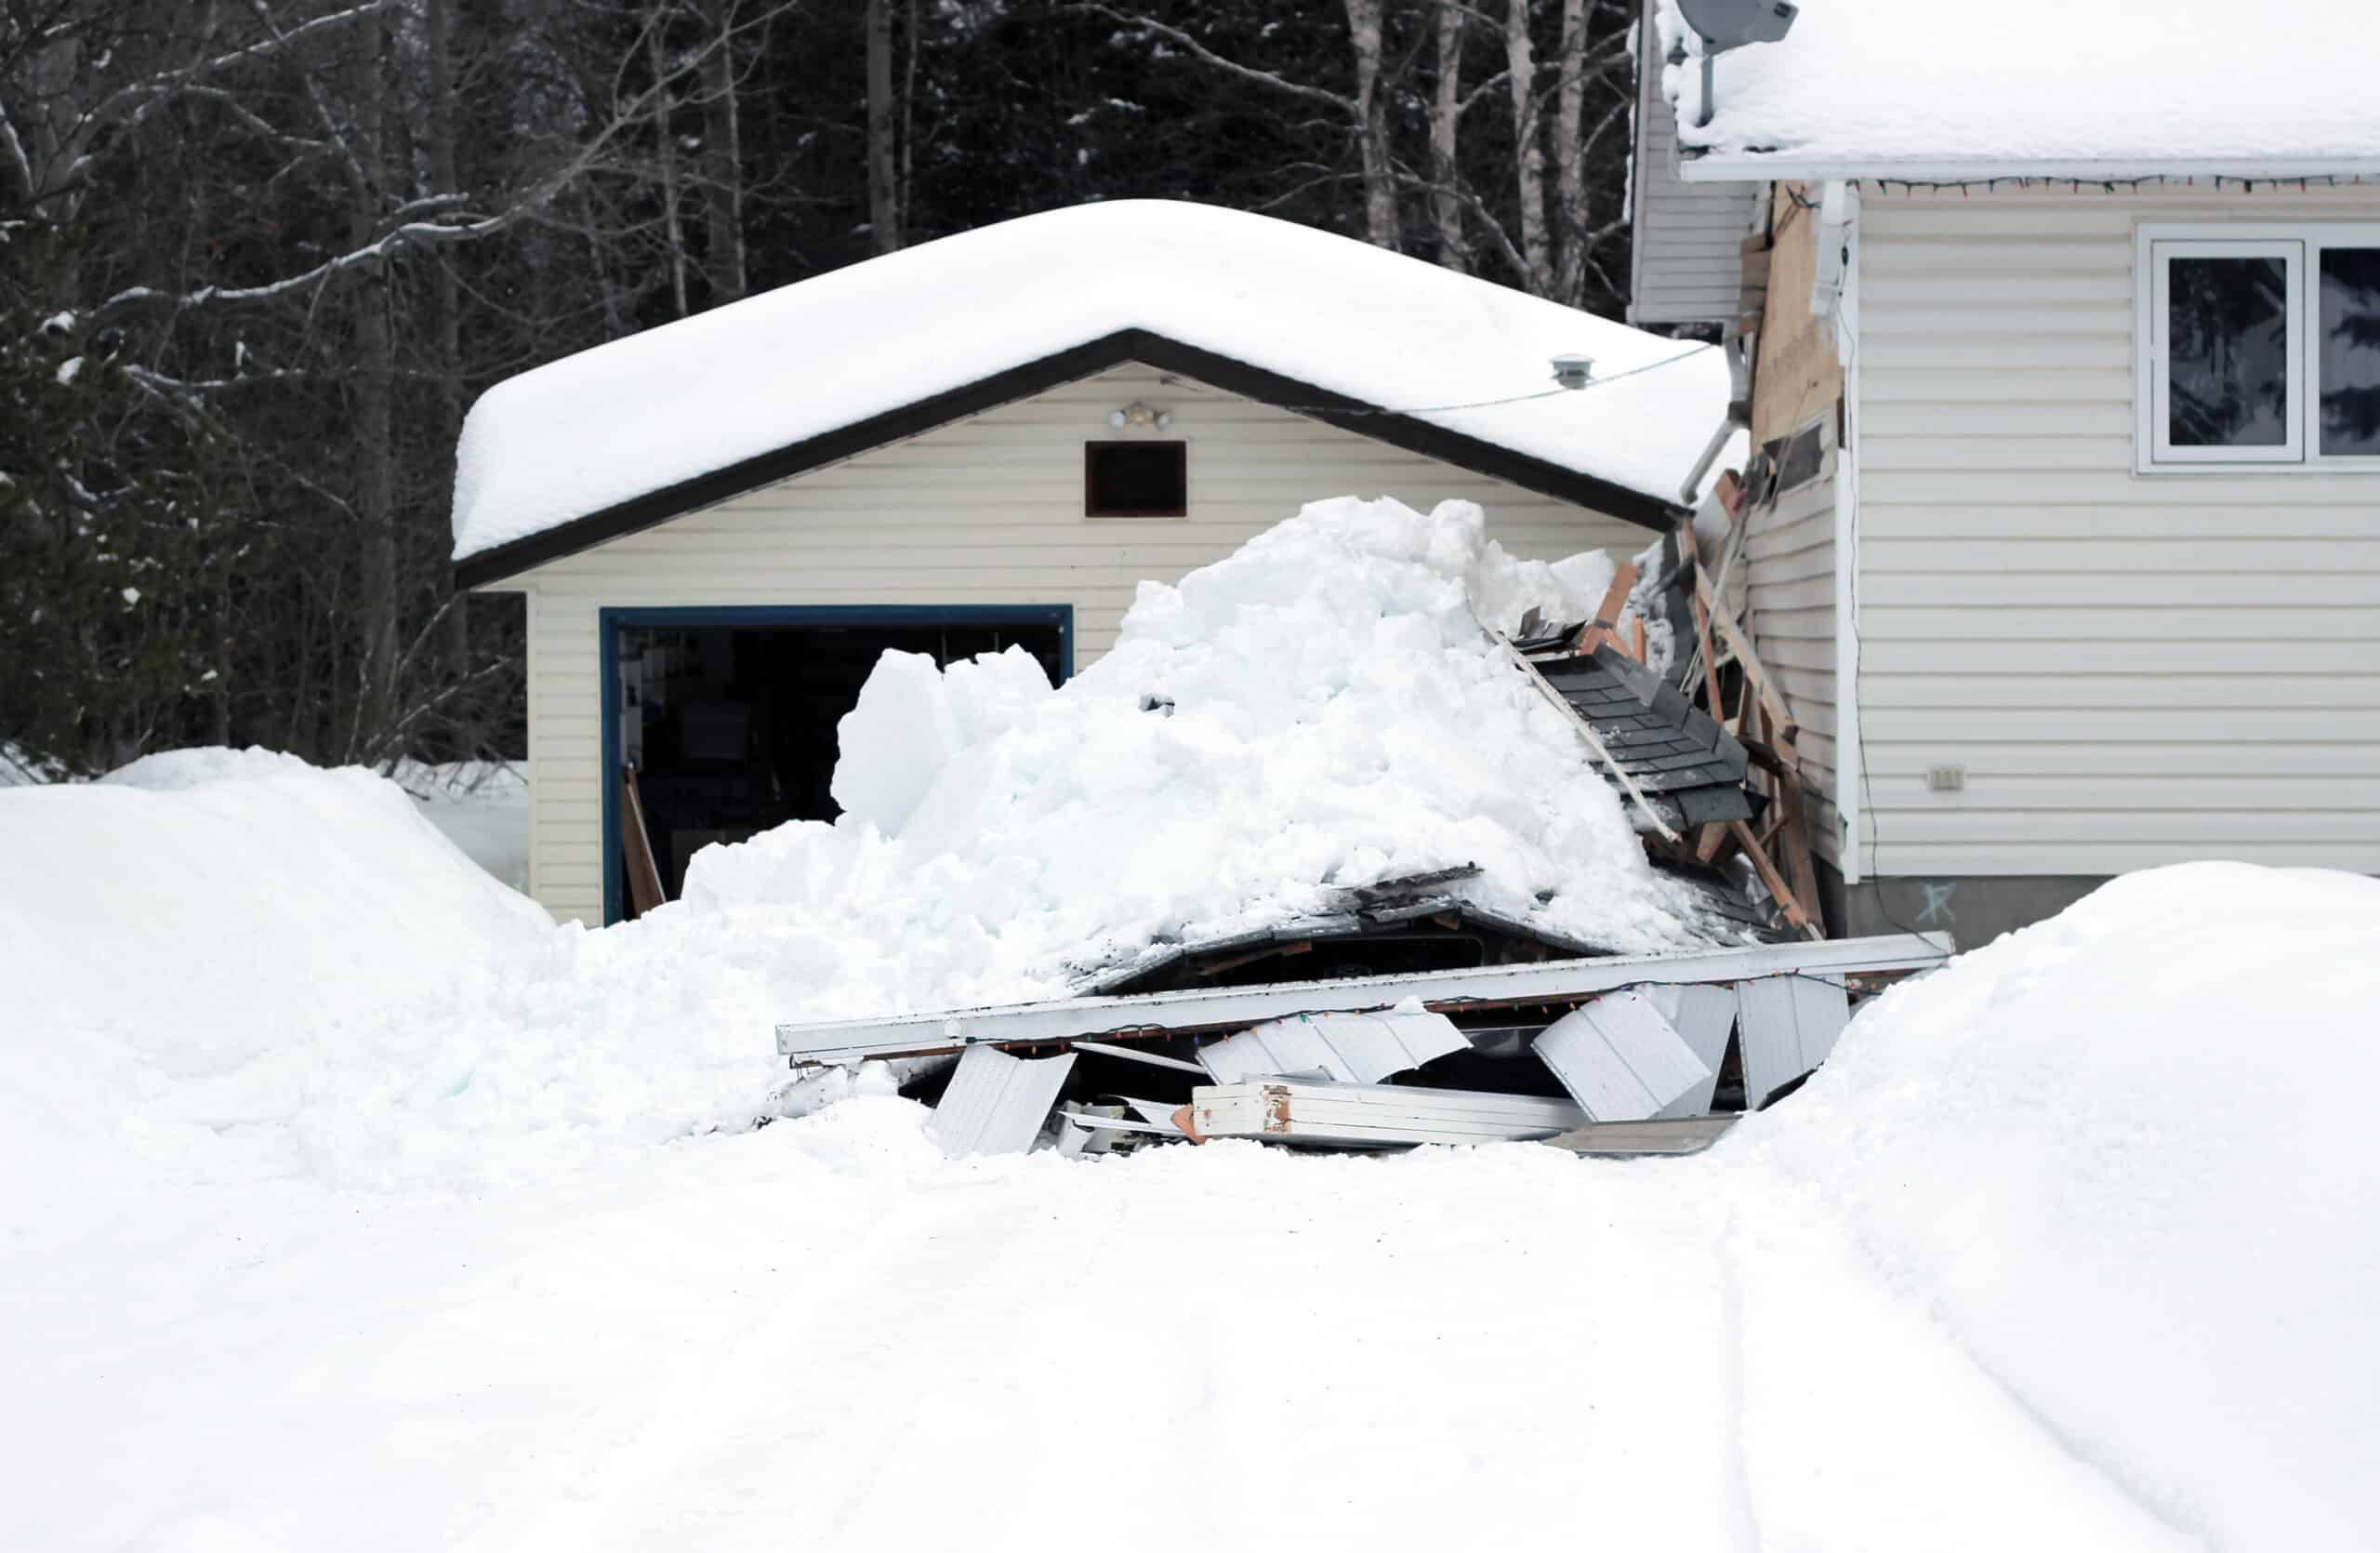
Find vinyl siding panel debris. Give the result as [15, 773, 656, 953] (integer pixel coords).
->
[1196, 1012, 1471, 1086]
[928, 1044, 1078, 1158]
[1532, 992, 1712, 1122]
[1736, 976, 1850, 1110]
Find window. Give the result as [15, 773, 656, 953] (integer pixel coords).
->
[1084, 440, 1187, 516]
[2137, 225, 2380, 472]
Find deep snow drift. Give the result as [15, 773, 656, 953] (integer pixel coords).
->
[1736, 861, 2380, 1551]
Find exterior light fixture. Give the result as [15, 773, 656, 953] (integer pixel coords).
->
[1107, 401, 1173, 429]
[1550, 354, 1595, 390]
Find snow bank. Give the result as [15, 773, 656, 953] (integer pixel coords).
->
[1657, 0, 2380, 171]
[686, 496, 1729, 981]
[1738, 862, 2380, 1548]
[453, 199, 1728, 560]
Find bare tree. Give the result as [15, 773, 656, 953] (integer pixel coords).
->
[866, 0, 900, 251]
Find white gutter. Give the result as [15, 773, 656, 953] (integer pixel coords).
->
[1677, 153, 2380, 185]
[1829, 182, 1863, 884]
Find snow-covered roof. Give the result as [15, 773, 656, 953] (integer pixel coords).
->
[452, 201, 1731, 578]
[1655, 0, 2380, 180]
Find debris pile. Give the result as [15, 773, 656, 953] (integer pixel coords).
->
[763, 495, 1909, 1151]
[779, 926, 1949, 1159]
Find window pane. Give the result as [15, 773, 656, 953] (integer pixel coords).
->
[1084, 441, 1186, 516]
[2320, 247, 2380, 456]
[2167, 255, 2291, 447]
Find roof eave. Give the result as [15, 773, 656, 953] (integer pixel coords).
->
[453, 327, 1691, 591]
[1675, 152, 2380, 184]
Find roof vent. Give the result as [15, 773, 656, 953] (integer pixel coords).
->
[1676, 0, 1798, 126]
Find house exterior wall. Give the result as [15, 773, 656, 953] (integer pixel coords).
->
[1626, 3, 1760, 327]
[1851, 181, 2380, 881]
[1739, 184, 1843, 866]
[496, 362, 1659, 926]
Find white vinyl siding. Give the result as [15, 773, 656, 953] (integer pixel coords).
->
[1742, 458, 1841, 865]
[499, 362, 1656, 925]
[1627, 1, 1759, 326]
[1852, 182, 2380, 879]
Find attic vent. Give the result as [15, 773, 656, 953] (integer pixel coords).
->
[1085, 441, 1187, 518]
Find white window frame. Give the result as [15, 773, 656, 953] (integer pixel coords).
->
[2135, 221, 2380, 475]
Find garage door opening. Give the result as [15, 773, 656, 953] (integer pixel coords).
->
[605, 606, 1070, 923]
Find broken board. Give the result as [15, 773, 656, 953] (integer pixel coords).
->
[1197, 1011, 1470, 1086]
[1187, 1081, 1584, 1149]
[1531, 990, 1712, 1122]
[1736, 975, 1851, 1109]
[929, 1044, 1077, 1158]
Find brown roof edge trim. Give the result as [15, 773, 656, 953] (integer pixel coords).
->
[452, 326, 1688, 590]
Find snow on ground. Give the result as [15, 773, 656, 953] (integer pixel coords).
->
[6, 500, 2375, 1548]
[7, 862, 2372, 1550]
[1655, 0, 2380, 171]
[452, 199, 1730, 560]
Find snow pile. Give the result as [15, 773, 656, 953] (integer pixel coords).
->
[686, 496, 1728, 985]
[1738, 862, 2380, 1549]
[453, 199, 1728, 560]
[1656, 0, 2380, 170]
[6, 750, 551, 1044]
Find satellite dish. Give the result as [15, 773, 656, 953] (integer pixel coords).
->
[1676, 0, 1798, 55]
[1676, 0, 1797, 126]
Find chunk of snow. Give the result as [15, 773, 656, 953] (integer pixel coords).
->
[55, 355, 82, 385]
[687, 497, 1731, 982]
[1655, 0, 2380, 171]
[452, 200, 1728, 561]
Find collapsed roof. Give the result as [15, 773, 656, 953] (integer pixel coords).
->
[451, 200, 1733, 580]
[1655, 0, 2380, 179]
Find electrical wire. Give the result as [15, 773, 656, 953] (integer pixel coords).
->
[1259, 341, 1721, 418]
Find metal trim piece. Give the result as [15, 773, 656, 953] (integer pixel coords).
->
[1189, 1081, 1587, 1149]
[778, 931, 1948, 1064]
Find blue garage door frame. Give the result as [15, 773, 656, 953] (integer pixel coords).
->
[599, 604, 1074, 925]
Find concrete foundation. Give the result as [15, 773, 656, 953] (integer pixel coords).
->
[1814, 865, 2109, 953]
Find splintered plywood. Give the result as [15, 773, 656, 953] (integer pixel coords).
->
[1189, 1082, 1584, 1149]
[1736, 975, 1851, 1109]
[1532, 991, 1712, 1122]
[929, 1044, 1077, 1158]
[1197, 1012, 1470, 1086]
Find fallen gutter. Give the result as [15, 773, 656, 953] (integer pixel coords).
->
[775, 930, 1952, 1066]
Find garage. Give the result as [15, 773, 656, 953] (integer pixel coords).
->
[608, 605, 1068, 920]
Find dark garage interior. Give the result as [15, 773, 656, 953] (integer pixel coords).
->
[614, 614, 1065, 919]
